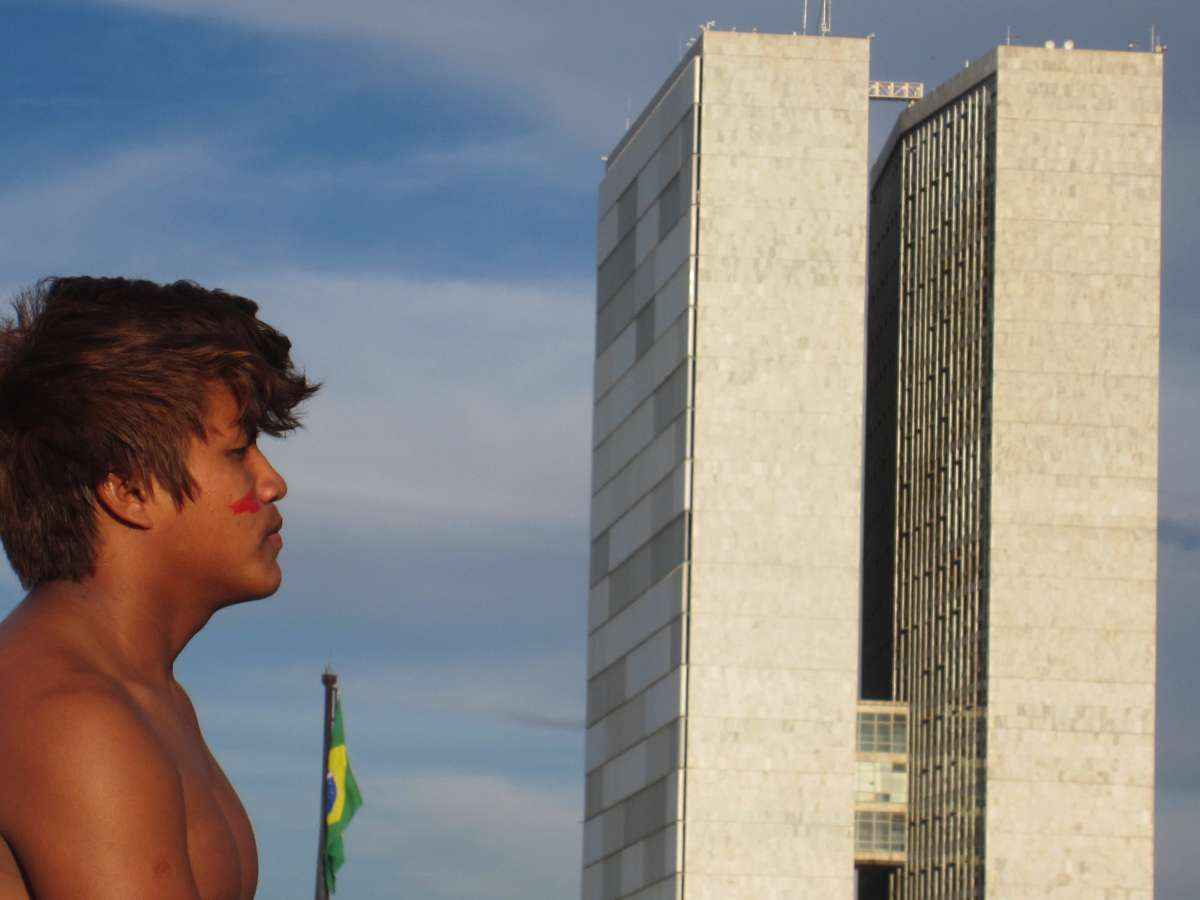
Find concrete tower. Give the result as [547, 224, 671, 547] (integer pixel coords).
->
[586, 30, 871, 900]
[586, 29, 1162, 900]
[864, 44, 1162, 897]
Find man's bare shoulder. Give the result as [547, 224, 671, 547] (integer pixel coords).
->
[0, 669, 145, 758]
[0, 607, 124, 734]
[0, 611, 202, 898]
[0, 614, 165, 814]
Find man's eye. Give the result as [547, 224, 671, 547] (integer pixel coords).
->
[231, 446, 251, 459]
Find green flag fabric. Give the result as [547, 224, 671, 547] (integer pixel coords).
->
[323, 696, 363, 894]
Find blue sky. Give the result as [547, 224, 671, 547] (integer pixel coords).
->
[0, 1, 1196, 897]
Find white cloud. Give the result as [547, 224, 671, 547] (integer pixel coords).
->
[86, 0, 1189, 155]
[0, 139, 597, 529]
[227, 270, 595, 528]
[0, 141, 221, 281]
[267, 132, 587, 196]
[187, 653, 584, 899]
[86, 0, 643, 146]
[184, 653, 584, 900]
[357, 772, 580, 899]
[354, 652, 584, 728]
[0, 126, 589, 291]
[199, 651, 584, 735]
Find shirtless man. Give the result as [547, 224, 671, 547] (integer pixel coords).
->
[0, 277, 318, 898]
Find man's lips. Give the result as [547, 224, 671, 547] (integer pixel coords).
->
[263, 515, 284, 541]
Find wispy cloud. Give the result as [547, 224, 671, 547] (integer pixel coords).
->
[226, 269, 593, 528]
[185, 653, 584, 899]
[88, 0, 1185, 154]
[199, 652, 584, 731]
[266, 133, 587, 195]
[0, 140, 596, 526]
[0, 140, 221, 279]
[88, 0, 652, 146]
[0, 128, 590, 290]
[358, 772, 580, 899]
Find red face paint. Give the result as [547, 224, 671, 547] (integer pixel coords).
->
[229, 489, 261, 515]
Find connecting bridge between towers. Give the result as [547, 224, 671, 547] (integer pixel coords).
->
[869, 80, 925, 102]
[855, 701, 909, 869]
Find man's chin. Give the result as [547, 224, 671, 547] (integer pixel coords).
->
[252, 566, 284, 600]
[223, 565, 283, 606]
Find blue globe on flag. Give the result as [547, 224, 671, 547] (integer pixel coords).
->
[321, 693, 361, 895]
[324, 772, 338, 816]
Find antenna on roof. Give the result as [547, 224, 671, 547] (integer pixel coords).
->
[1150, 24, 1165, 53]
[820, 0, 832, 36]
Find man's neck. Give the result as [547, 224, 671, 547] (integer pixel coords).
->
[22, 576, 213, 687]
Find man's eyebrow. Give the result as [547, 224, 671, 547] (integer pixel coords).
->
[226, 431, 255, 448]
[235, 426, 260, 446]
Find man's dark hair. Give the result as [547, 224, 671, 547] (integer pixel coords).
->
[0, 276, 320, 589]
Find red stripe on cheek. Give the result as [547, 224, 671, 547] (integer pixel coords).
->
[229, 490, 261, 515]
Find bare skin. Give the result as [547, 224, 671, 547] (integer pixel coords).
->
[0, 386, 288, 899]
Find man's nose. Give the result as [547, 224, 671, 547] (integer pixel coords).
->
[255, 449, 287, 503]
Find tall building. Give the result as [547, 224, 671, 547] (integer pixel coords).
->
[864, 45, 1162, 897]
[585, 29, 1162, 900]
[586, 31, 870, 899]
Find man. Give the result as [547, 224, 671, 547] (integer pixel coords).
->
[0, 277, 319, 898]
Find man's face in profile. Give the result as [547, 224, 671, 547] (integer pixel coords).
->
[0, 278, 318, 900]
[153, 385, 288, 605]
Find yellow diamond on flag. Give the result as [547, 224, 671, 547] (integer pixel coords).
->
[322, 698, 361, 894]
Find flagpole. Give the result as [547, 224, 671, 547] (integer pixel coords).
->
[315, 667, 338, 900]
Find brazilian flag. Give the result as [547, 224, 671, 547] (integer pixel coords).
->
[323, 697, 362, 894]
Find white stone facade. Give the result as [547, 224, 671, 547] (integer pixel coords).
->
[586, 31, 870, 900]
[866, 44, 1162, 898]
[985, 45, 1161, 899]
[588, 33, 1160, 900]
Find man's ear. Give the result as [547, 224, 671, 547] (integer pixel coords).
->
[95, 473, 155, 530]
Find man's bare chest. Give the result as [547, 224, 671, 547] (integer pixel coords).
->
[180, 774, 256, 900]
[138, 698, 259, 900]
